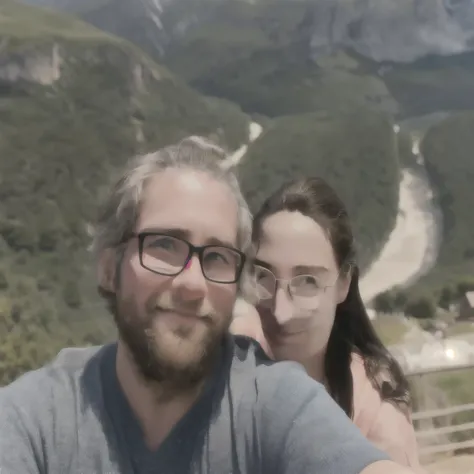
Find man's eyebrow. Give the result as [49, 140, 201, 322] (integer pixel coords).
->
[139, 227, 190, 239]
[138, 227, 237, 249]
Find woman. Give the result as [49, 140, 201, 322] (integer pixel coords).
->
[231, 177, 423, 470]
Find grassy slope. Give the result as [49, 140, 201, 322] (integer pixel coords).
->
[238, 110, 400, 270]
[0, 0, 116, 39]
[372, 314, 409, 347]
[0, 0, 249, 385]
[381, 52, 474, 118]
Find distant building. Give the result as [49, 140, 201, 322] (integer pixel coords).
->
[458, 291, 474, 321]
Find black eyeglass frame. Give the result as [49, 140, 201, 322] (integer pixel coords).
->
[133, 232, 246, 284]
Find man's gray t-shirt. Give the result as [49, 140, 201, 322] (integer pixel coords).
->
[0, 336, 388, 474]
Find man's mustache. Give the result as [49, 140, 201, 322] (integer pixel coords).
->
[147, 293, 214, 321]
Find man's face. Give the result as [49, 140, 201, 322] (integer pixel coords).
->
[108, 169, 240, 389]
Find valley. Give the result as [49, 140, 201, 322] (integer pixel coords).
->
[3, 0, 474, 468]
[1, 0, 474, 422]
[360, 128, 442, 304]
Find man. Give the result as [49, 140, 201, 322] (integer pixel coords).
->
[0, 137, 415, 474]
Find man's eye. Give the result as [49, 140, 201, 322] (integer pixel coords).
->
[147, 237, 176, 250]
[205, 252, 227, 262]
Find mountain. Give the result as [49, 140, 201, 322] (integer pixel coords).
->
[19, 0, 474, 119]
[0, 0, 250, 385]
[20, 0, 474, 62]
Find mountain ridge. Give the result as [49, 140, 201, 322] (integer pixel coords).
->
[19, 0, 474, 62]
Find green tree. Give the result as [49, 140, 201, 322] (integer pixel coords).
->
[393, 289, 409, 311]
[374, 291, 396, 314]
[405, 296, 436, 319]
[0, 270, 8, 290]
[62, 281, 82, 309]
[439, 285, 455, 310]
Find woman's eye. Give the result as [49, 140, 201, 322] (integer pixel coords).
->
[296, 275, 321, 288]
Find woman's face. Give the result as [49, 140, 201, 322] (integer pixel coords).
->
[255, 210, 350, 362]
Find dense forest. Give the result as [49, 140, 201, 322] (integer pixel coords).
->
[0, 0, 250, 385]
[421, 112, 474, 284]
[238, 111, 400, 269]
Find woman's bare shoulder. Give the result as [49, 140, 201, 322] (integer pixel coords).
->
[350, 353, 422, 470]
[230, 299, 262, 339]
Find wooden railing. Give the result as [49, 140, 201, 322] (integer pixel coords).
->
[407, 363, 474, 456]
[413, 403, 474, 455]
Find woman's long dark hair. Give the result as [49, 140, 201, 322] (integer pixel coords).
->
[252, 177, 411, 418]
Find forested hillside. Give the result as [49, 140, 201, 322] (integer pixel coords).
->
[6, 0, 474, 386]
[417, 113, 474, 295]
[0, 0, 249, 385]
[238, 111, 400, 269]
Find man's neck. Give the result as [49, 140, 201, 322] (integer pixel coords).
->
[115, 341, 204, 450]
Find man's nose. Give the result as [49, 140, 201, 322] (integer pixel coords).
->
[273, 286, 293, 325]
[172, 255, 207, 300]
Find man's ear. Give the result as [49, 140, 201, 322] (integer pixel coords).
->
[336, 267, 352, 305]
[97, 248, 118, 293]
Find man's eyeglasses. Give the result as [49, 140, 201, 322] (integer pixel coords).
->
[254, 264, 337, 310]
[134, 232, 246, 284]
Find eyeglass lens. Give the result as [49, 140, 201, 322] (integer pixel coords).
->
[140, 234, 243, 283]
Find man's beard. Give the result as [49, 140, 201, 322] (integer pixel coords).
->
[112, 292, 231, 395]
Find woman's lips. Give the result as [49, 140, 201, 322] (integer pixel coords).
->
[265, 327, 307, 342]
